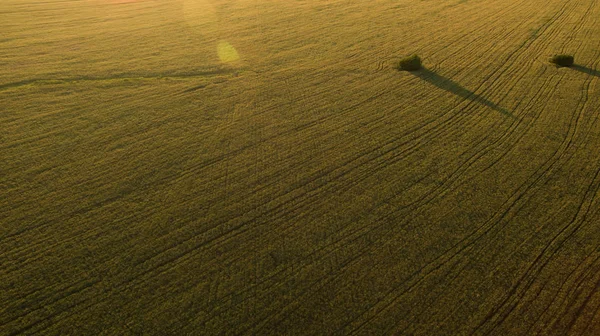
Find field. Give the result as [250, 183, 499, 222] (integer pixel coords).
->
[2, 0, 600, 334]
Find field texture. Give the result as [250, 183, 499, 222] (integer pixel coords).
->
[2, 0, 600, 334]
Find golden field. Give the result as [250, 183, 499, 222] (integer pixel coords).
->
[2, 0, 600, 334]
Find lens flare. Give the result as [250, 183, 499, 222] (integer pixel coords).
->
[183, 0, 218, 29]
[103, 0, 145, 3]
[217, 41, 240, 63]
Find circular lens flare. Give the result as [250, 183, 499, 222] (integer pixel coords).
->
[217, 41, 240, 63]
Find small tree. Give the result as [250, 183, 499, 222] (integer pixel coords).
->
[397, 55, 422, 71]
[550, 54, 574, 67]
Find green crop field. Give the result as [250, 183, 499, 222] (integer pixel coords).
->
[2, 0, 600, 334]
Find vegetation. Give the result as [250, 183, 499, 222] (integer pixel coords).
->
[397, 54, 422, 71]
[2, 0, 600, 335]
[550, 54, 575, 67]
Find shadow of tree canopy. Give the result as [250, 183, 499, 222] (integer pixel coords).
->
[572, 64, 600, 78]
[410, 68, 514, 118]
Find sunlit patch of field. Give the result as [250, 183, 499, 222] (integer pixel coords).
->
[2, 0, 600, 334]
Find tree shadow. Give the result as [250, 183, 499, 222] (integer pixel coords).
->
[410, 68, 514, 118]
[571, 64, 600, 78]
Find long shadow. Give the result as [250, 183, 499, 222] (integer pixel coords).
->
[571, 64, 600, 78]
[0, 69, 233, 91]
[411, 68, 514, 118]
